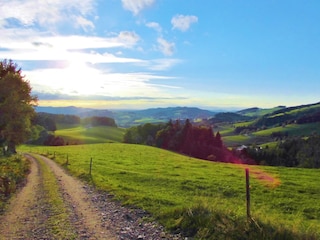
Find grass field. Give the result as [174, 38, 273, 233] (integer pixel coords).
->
[222, 134, 252, 146]
[55, 124, 125, 144]
[220, 122, 320, 147]
[253, 123, 320, 137]
[20, 143, 320, 239]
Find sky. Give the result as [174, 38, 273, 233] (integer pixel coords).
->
[1, 0, 320, 110]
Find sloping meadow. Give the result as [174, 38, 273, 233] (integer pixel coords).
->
[21, 143, 320, 239]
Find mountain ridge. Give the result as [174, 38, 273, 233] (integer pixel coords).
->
[35, 106, 218, 127]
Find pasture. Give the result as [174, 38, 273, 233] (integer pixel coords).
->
[20, 143, 320, 239]
[253, 122, 320, 137]
[55, 124, 125, 144]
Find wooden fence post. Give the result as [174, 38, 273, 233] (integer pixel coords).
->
[89, 157, 93, 175]
[245, 168, 251, 220]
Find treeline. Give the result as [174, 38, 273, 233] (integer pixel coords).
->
[296, 111, 320, 124]
[240, 135, 320, 168]
[124, 120, 233, 162]
[82, 116, 117, 127]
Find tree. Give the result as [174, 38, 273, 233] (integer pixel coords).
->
[0, 59, 37, 154]
[215, 132, 223, 148]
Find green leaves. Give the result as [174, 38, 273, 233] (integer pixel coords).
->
[0, 59, 37, 153]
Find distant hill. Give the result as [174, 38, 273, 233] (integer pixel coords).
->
[35, 106, 114, 118]
[205, 112, 253, 124]
[237, 106, 286, 117]
[36, 102, 320, 129]
[250, 102, 320, 128]
[36, 106, 217, 127]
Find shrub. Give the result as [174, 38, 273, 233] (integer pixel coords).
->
[0, 155, 30, 213]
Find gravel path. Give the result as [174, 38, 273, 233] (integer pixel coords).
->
[0, 154, 182, 240]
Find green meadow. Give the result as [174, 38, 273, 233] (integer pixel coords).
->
[55, 124, 125, 144]
[219, 122, 320, 147]
[253, 123, 320, 137]
[20, 143, 320, 239]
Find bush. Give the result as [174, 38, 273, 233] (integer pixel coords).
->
[0, 155, 30, 213]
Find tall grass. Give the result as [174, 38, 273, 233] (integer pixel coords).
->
[0, 155, 30, 213]
[20, 143, 320, 239]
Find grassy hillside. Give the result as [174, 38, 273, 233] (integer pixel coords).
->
[221, 122, 320, 147]
[217, 102, 320, 147]
[55, 124, 125, 144]
[253, 122, 320, 137]
[21, 143, 320, 239]
[238, 106, 286, 117]
[250, 102, 320, 128]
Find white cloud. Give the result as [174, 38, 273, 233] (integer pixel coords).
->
[121, 0, 155, 15]
[149, 59, 182, 71]
[171, 14, 198, 32]
[146, 21, 162, 33]
[25, 64, 177, 99]
[0, 33, 123, 50]
[116, 31, 140, 47]
[157, 38, 175, 56]
[74, 16, 95, 31]
[137, 58, 182, 71]
[0, 0, 95, 30]
[0, 30, 143, 63]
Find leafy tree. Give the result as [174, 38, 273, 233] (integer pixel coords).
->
[33, 113, 57, 132]
[0, 59, 37, 154]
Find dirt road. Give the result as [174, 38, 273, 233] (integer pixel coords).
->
[0, 154, 180, 240]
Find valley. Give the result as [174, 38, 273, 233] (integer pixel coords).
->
[2, 101, 320, 239]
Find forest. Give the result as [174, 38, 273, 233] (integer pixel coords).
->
[240, 135, 320, 168]
[124, 120, 240, 163]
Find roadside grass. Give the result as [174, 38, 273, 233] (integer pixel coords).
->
[20, 143, 320, 239]
[55, 125, 125, 144]
[0, 155, 30, 214]
[31, 154, 76, 239]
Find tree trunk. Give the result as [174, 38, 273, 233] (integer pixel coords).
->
[7, 141, 17, 154]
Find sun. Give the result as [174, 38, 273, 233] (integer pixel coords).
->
[59, 60, 104, 95]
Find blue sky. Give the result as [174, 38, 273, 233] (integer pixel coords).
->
[1, 0, 319, 110]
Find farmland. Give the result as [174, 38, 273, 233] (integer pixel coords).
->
[20, 143, 320, 239]
[218, 122, 320, 147]
[55, 124, 125, 144]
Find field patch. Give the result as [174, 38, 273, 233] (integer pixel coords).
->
[55, 125, 125, 144]
[20, 143, 320, 239]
